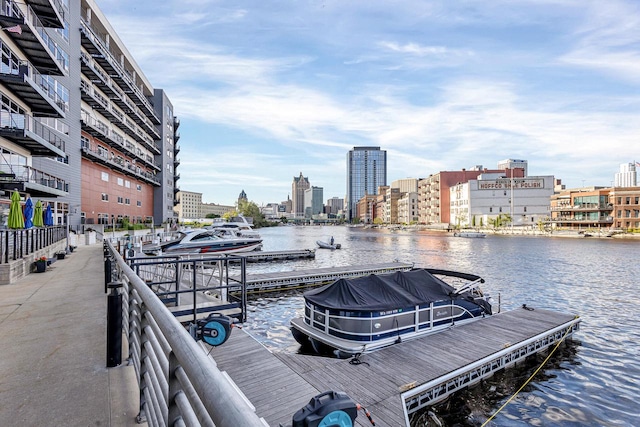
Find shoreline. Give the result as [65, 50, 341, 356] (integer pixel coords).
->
[358, 224, 640, 240]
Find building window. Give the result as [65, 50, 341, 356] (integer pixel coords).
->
[125, 198, 130, 205]
[489, 207, 493, 213]
[101, 172, 109, 181]
[137, 184, 142, 191]
[101, 193, 108, 201]
[137, 201, 142, 207]
[117, 177, 123, 186]
[524, 206, 527, 212]
[125, 180, 130, 188]
[117, 196, 123, 204]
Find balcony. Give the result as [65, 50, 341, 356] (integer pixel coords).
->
[80, 111, 157, 168]
[174, 130, 180, 142]
[79, 20, 160, 124]
[79, 80, 160, 154]
[174, 157, 180, 167]
[0, 111, 65, 157]
[81, 145, 160, 186]
[174, 116, 180, 129]
[0, 164, 68, 197]
[0, 1, 66, 75]
[174, 144, 181, 155]
[0, 63, 66, 117]
[26, 0, 65, 29]
[174, 173, 180, 182]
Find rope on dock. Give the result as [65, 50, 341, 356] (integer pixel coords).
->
[480, 316, 579, 426]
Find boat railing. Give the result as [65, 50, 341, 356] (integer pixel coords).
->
[305, 300, 482, 342]
[104, 241, 265, 427]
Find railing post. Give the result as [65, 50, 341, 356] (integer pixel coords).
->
[104, 249, 112, 294]
[106, 281, 123, 367]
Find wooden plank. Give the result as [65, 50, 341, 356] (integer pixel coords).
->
[212, 307, 579, 426]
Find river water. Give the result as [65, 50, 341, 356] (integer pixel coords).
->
[240, 225, 639, 426]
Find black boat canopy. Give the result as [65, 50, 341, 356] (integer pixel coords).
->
[304, 269, 480, 311]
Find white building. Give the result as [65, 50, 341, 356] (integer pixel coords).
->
[175, 191, 202, 220]
[614, 163, 637, 187]
[398, 192, 419, 224]
[450, 174, 554, 228]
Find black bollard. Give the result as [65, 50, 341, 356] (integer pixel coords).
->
[106, 281, 123, 367]
[104, 256, 112, 294]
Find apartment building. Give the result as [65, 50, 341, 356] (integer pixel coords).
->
[418, 166, 525, 226]
[175, 190, 201, 220]
[549, 187, 613, 230]
[609, 187, 640, 230]
[0, 0, 178, 228]
[0, 0, 70, 224]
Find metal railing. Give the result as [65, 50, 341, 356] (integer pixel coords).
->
[0, 226, 67, 263]
[104, 241, 266, 427]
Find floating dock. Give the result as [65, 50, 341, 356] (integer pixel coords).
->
[236, 262, 415, 292]
[211, 307, 580, 427]
[237, 249, 316, 262]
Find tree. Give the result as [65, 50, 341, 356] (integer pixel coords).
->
[237, 200, 267, 227]
[373, 217, 383, 225]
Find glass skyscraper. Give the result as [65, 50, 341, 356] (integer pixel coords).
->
[346, 146, 387, 221]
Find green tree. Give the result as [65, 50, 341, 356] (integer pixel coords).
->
[237, 200, 267, 227]
[373, 217, 383, 225]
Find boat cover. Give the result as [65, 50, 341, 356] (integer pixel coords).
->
[304, 269, 473, 311]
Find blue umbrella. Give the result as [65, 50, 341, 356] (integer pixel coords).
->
[24, 197, 33, 229]
[8, 190, 24, 229]
[45, 204, 54, 226]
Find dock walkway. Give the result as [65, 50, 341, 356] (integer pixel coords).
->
[213, 308, 579, 426]
[0, 245, 142, 426]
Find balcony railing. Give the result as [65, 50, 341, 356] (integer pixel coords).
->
[79, 20, 159, 124]
[0, 110, 66, 155]
[0, 164, 68, 192]
[81, 144, 160, 186]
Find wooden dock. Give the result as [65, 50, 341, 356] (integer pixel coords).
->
[211, 307, 580, 426]
[236, 262, 415, 292]
[238, 249, 316, 262]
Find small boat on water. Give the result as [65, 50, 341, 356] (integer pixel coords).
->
[454, 231, 486, 238]
[142, 229, 263, 256]
[290, 268, 493, 358]
[316, 240, 341, 250]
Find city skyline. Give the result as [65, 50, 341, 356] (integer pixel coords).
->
[100, 0, 640, 206]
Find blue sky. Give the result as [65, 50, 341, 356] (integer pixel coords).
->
[99, 0, 640, 206]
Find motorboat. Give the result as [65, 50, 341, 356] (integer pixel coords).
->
[454, 231, 486, 238]
[207, 216, 261, 238]
[142, 229, 262, 256]
[290, 268, 492, 358]
[316, 240, 341, 250]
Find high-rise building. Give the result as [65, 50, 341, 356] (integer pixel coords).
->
[326, 197, 344, 215]
[614, 163, 637, 187]
[291, 172, 310, 217]
[346, 146, 387, 221]
[0, 0, 178, 227]
[304, 186, 323, 218]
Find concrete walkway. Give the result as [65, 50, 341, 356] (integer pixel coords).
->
[0, 245, 143, 426]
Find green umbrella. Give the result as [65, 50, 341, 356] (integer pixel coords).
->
[8, 190, 24, 229]
[33, 200, 44, 227]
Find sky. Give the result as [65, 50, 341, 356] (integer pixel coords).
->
[98, 0, 640, 206]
